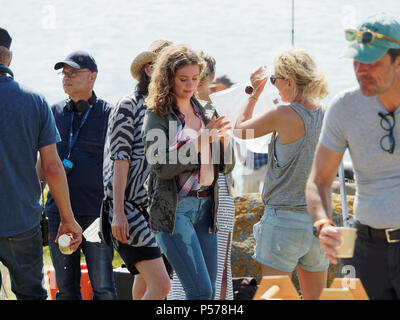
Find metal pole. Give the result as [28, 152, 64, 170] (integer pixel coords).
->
[338, 161, 350, 227]
[291, 0, 295, 46]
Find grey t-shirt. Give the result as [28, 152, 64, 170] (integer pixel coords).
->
[320, 87, 400, 229]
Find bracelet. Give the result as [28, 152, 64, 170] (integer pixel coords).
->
[313, 218, 334, 227]
[249, 95, 258, 101]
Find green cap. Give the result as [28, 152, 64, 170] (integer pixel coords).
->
[343, 12, 400, 64]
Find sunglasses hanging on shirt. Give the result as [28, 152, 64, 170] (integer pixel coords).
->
[378, 111, 396, 154]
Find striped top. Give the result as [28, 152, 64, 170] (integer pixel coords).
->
[103, 92, 157, 247]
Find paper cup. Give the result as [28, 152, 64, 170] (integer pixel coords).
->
[334, 227, 357, 258]
[58, 234, 73, 255]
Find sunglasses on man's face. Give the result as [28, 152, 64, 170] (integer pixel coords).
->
[345, 29, 400, 46]
[270, 75, 285, 85]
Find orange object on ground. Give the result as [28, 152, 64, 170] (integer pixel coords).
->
[47, 263, 93, 300]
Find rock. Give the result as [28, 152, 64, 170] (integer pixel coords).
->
[231, 192, 355, 295]
[332, 180, 356, 196]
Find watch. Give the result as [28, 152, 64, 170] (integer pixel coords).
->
[312, 218, 334, 238]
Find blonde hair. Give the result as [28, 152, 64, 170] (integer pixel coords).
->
[274, 49, 328, 104]
[146, 44, 205, 115]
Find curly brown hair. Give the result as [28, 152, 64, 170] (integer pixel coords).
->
[146, 44, 206, 115]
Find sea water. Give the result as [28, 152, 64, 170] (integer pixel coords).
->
[1, 0, 399, 188]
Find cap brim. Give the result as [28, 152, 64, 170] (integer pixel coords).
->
[54, 60, 81, 70]
[341, 42, 388, 64]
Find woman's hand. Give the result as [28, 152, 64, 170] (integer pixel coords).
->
[197, 116, 232, 151]
[111, 211, 130, 244]
[250, 66, 269, 97]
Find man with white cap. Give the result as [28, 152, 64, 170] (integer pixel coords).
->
[306, 13, 400, 299]
[36, 50, 117, 300]
[0, 27, 82, 299]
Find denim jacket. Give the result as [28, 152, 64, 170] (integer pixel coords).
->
[142, 97, 235, 234]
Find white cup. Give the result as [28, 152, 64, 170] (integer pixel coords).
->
[334, 227, 357, 258]
[58, 234, 73, 255]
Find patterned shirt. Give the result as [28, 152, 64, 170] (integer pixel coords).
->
[171, 102, 214, 197]
[103, 92, 156, 247]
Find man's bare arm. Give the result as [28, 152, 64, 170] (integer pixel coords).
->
[39, 144, 82, 251]
[306, 143, 344, 264]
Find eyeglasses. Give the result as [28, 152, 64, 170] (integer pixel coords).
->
[378, 111, 395, 154]
[345, 29, 400, 46]
[270, 75, 285, 85]
[58, 70, 90, 78]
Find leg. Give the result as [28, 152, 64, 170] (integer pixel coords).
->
[135, 257, 171, 300]
[48, 214, 82, 300]
[0, 226, 47, 300]
[155, 197, 214, 300]
[80, 216, 117, 300]
[132, 274, 147, 300]
[194, 196, 218, 299]
[261, 264, 292, 278]
[342, 234, 397, 300]
[296, 266, 327, 300]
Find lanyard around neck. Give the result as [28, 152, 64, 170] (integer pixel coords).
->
[67, 105, 93, 159]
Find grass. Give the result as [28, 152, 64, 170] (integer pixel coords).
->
[42, 246, 125, 269]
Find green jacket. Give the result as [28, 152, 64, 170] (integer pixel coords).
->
[142, 97, 235, 234]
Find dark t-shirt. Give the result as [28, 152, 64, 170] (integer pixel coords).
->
[45, 97, 112, 217]
[0, 70, 60, 236]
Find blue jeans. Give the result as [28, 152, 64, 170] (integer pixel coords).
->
[155, 195, 217, 300]
[0, 225, 47, 300]
[48, 214, 117, 300]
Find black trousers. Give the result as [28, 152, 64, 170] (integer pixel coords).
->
[342, 231, 400, 300]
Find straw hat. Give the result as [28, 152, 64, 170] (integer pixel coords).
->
[148, 39, 173, 54]
[130, 51, 157, 81]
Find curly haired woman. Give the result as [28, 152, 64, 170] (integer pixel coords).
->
[142, 44, 235, 300]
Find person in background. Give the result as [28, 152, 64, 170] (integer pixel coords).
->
[210, 75, 235, 93]
[36, 50, 117, 300]
[102, 40, 172, 300]
[235, 144, 268, 194]
[0, 27, 82, 300]
[167, 51, 235, 300]
[234, 48, 329, 300]
[306, 13, 400, 300]
[142, 44, 235, 300]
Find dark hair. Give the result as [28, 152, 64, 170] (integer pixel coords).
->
[136, 67, 151, 96]
[199, 51, 216, 74]
[388, 48, 400, 63]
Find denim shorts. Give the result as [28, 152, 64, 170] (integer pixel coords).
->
[253, 205, 329, 273]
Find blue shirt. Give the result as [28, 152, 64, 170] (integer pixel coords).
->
[245, 151, 268, 170]
[45, 96, 112, 217]
[0, 68, 60, 236]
